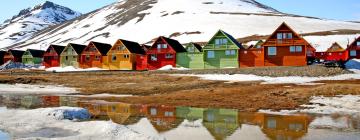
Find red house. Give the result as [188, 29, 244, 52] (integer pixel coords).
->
[137, 36, 186, 70]
[0, 50, 5, 65]
[3, 50, 25, 63]
[315, 42, 348, 61]
[43, 45, 66, 68]
[136, 45, 150, 70]
[262, 22, 313, 66]
[347, 36, 360, 59]
[79, 41, 112, 69]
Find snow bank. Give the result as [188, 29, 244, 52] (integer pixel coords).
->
[45, 66, 105, 72]
[0, 84, 78, 95]
[176, 69, 360, 84]
[45, 107, 90, 120]
[345, 59, 360, 70]
[158, 65, 190, 71]
[0, 107, 163, 140]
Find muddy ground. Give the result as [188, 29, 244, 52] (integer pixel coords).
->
[0, 66, 359, 112]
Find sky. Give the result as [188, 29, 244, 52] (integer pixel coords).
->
[0, 0, 359, 23]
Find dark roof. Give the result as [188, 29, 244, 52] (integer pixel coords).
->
[69, 43, 87, 55]
[0, 50, 5, 56]
[90, 42, 112, 56]
[28, 49, 45, 57]
[50, 45, 66, 55]
[160, 36, 187, 52]
[221, 30, 244, 49]
[192, 43, 203, 52]
[10, 50, 25, 58]
[119, 39, 146, 55]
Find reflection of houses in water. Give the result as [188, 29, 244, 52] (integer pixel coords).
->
[2, 95, 22, 108]
[143, 105, 184, 133]
[78, 100, 110, 119]
[20, 95, 43, 109]
[107, 102, 143, 125]
[176, 106, 205, 121]
[0, 95, 4, 106]
[59, 96, 79, 107]
[41, 95, 60, 107]
[203, 108, 239, 140]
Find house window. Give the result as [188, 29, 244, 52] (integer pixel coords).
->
[95, 55, 101, 61]
[89, 47, 97, 52]
[112, 54, 117, 61]
[268, 47, 277, 56]
[187, 47, 194, 52]
[286, 33, 292, 39]
[150, 108, 157, 116]
[123, 54, 130, 59]
[165, 54, 173, 59]
[111, 106, 116, 112]
[225, 50, 236, 55]
[118, 45, 126, 51]
[151, 54, 157, 61]
[85, 55, 90, 62]
[207, 51, 215, 58]
[157, 44, 162, 49]
[296, 46, 302, 52]
[289, 123, 303, 131]
[267, 118, 277, 129]
[65, 56, 68, 60]
[277, 33, 292, 39]
[290, 46, 296, 52]
[357, 41, 360, 46]
[162, 44, 168, 49]
[350, 50, 357, 56]
[215, 38, 228, 46]
[277, 33, 283, 39]
[164, 111, 174, 117]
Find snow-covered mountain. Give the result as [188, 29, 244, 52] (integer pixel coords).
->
[0, 1, 81, 50]
[7, 0, 360, 51]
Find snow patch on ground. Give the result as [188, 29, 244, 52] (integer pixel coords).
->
[0, 84, 78, 95]
[157, 65, 190, 71]
[0, 107, 163, 140]
[69, 93, 134, 98]
[45, 66, 105, 72]
[176, 69, 360, 84]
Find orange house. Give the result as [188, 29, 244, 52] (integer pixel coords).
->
[143, 105, 182, 132]
[239, 41, 265, 67]
[262, 22, 313, 66]
[79, 41, 112, 69]
[104, 39, 146, 70]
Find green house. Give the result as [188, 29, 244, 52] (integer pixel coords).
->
[176, 43, 204, 69]
[60, 43, 87, 68]
[176, 106, 205, 121]
[203, 108, 239, 140]
[22, 49, 45, 65]
[203, 30, 243, 69]
[20, 95, 43, 109]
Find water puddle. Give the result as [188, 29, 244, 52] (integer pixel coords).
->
[0, 130, 10, 140]
[1, 94, 360, 140]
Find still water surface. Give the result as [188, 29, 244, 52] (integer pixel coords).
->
[0, 94, 360, 140]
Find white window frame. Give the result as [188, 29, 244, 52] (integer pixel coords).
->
[277, 33, 282, 40]
[150, 108, 157, 116]
[357, 41, 360, 46]
[225, 50, 231, 55]
[231, 50, 236, 55]
[207, 51, 215, 58]
[350, 50, 357, 56]
[268, 47, 277, 56]
[162, 44, 168, 49]
[295, 46, 302, 52]
[157, 44, 162, 49]
[150, 54, 157, 61]
[290, 46, 296, 52]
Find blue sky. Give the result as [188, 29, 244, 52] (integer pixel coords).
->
[0, 0, 359, 23]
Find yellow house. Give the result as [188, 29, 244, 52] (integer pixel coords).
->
[104, 39, 145, 70]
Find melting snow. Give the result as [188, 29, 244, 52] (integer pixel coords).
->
[0, 84, 78, 95]
[45, 66, 105, 72]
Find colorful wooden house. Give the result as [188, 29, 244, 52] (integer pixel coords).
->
[239, 40, 265, 67]
[2, 94, 22, 109]
[262, 22, 313, 66]
[176, 43, 204, 69]
[261, 114, 310, 140]
[60, 43, 87, 68]
[107, 102, 143, 125]
[105, 39, 145, 70]
[144, 105, 183, 132]
[175, 106, 205, 121]
[202, 108, 239, 140]
[3, 50, 25, 63]
[203, 30, 243, 69]
[43, 45, 65, 68]
[41, 95, 60, 107]
[0, 50, 5, 65]
[59, 96, 79, 107]
[78, 100, 110, 119]
[315, 42, 348, 61]
[80, 41, 112, 69]
[20, 95, 43, 109]
[22, 49, 45, 65]
[140, 36, 187, 70]
[135, 45, 151, 70]
[347, 36, 360, 59]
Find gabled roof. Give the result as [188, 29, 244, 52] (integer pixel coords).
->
[68, 43, 87, 55]
[264, 22, 306, 44]
[27, 49, 45, 57]
[49, 45, 66, 55]
[326, 42, 345, 52]
[9, 50, 25, 58]
[158, 36, 187, 52]
[349, 36, 360, 47]
[90, 41, 112, 56]
[118, 39, 146, 55]
[206, 30, 243, 49]
[187, 42, 203, 52]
